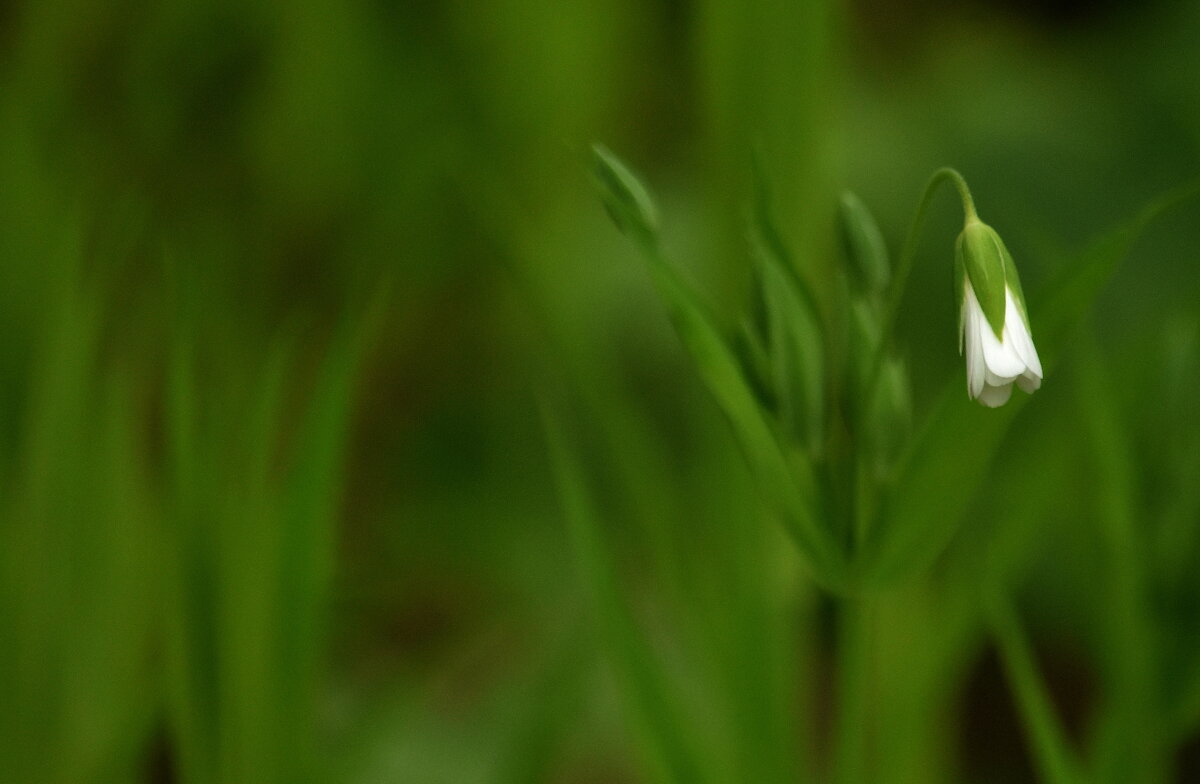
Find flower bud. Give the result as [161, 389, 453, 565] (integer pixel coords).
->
[955, 218, 1042, 407]
[869, 356, 912, 475]
[591, 143, 659, 250]
[846, 298, 881, 418]
[757, 248, 825, 454]
[845, 297, 910, 472]
[736, 316, 775, 410]
[838, 191, 890, 295]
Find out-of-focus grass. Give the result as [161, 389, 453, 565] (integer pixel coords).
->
[0, 218, 157, 784]
[163, 268, 376, 784]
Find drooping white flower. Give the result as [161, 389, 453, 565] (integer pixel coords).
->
[955, 219, 1042, 407]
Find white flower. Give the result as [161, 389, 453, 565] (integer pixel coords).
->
[960, 281, 1042, 407]
[955, 218, 1043, 408]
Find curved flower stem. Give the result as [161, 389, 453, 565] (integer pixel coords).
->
[865, 168, 976, 408]
[884, 168, 975, 356]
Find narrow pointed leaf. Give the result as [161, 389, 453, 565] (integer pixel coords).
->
[594, 146, 843, 584]
[750, 162, 826, 454]
[592, 144, 659, 251]
[541, 404, 714, 784]
[990, 595, 1083, 784]
[640, 255, 842, 584]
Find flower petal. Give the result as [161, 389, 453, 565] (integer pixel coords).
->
[1002, 289, 1043, 379]
[978, 381, 1014, 408]
[979, 311, 1025, 379]
[985, 368, 1013, 387]
[964, 283, 986, 398]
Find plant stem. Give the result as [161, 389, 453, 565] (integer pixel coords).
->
[865, 168, 976, 404]
[833, 595, 872, 784]
[884, 168, 974, 338]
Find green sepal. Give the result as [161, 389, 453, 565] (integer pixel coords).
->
[750, 161, 827, 457]
[847, 298, 881, 424]
[957, 220, 1008, 338]
[1000, 241, 1031, 332]
[756, 242, 826, 456]
[735, 316, 775, 411]
[953, 251, 965, 348]
[837, 191, 891, 294]
[870, 356, 912, 478]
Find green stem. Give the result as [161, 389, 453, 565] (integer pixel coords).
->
[832, 596, 872, 784]
[884, 168, 974, 346]
[852, 452, 874, 552]
[866, 168, 975, 404]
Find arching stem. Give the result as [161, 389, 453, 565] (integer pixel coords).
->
[866, 168, 976, 405]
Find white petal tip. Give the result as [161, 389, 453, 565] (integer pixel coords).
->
[1017, 373, 1041, 394]
[977, 382, 1014, 408]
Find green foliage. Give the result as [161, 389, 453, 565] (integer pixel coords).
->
[593, 145, 845, 587]
[542, 404, 716, 783]
[592, 136, 1200, 783]
[591, 144, 660, 253]
[752, 172, 828, 458]
[163, 272, 378, 784]
[0, 222, 156, 784]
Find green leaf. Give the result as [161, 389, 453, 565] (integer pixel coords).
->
[758, 246, 826, 456]
[594, 145, 844, 585]
[989, 594, 1083, 784]
[750, 157, 827, 455]
[591, 143, 659, 251]
[1073, 339, 1170, 781]
[954, 252, 965, 344]
[642, 254, 842, 584]
[1035, 181, 1200, 365]
[541, 403, 715, 784]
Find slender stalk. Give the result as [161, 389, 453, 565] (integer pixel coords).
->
[866, 168, 976, 401]
[852, 459, 871, 550]
[832, 596, 872, 784]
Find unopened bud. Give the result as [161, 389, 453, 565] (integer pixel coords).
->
[838, 191, 891, 295]
[591, 144, 659, 250]
[955, 218, 1042, 407]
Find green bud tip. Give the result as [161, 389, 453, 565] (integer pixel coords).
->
[837, 191, 891, 293]
[591, 143, 659, 246]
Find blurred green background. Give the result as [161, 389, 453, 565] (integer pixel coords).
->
[3, 0, 1200, 782]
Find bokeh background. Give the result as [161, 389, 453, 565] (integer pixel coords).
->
[3, 0, 1200, 782]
